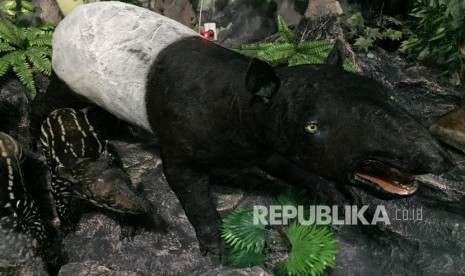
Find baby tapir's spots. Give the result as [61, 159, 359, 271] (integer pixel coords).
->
[0, 132, 48, 247]
[40, 108, 152, 232]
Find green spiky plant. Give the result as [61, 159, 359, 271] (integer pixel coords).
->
[274, 223, 338, 276]
[221, 187, 338, 275]
[0, 20, 54, 94]
[235, 15, 356, 72]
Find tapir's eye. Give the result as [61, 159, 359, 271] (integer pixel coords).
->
[305, 122, 319, 134]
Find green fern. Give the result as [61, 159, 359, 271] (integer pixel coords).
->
[234, 16, 356, 72]
[0, 21, 54, 95]
[277, 15, 295, 44]
[274, 223, 338, 276]
[221, 208, 267, 253]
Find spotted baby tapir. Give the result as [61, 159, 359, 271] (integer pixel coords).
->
[0, 132, 47, 244]
[39, 108, 152, 230]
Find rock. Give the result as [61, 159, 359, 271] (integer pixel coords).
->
[31, 0, 62, 24]
[356, 48, 462, 127]
[59, 261, 142, 276]
[0, 225, 49, 276]
[430, 108, 465, 154]
[0, 76, 33, 150]
[214, 0, 278, 47]
[200, 266, 270, 275]
[147, 0, 197, 28]
[304, 0, 343, 20]
[275, 0, 307, 26]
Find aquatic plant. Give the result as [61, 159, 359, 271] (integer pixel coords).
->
[235, 15, 356, 72]
[221, 187, 338, 275]
[0, 21, 54, 94]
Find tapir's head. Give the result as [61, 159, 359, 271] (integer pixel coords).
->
[58, 151, 152, 214]
[245, 42, 450, 197]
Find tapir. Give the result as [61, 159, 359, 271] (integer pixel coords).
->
[30, 2, 450, 255]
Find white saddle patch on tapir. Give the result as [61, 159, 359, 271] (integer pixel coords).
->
[52, 2, 198, 131]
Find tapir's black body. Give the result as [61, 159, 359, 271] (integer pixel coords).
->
[32, 36, 450, 255]
[141, 37, 451, 252]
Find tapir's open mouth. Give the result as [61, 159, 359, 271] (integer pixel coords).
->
[352, 160, 419, 196]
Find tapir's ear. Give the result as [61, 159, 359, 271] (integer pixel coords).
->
[325, 39, 345, 68]
[245, 58, 280, 105]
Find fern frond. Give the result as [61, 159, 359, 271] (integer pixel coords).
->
[9, 51, 36, 93]
[0, 21, 19, 46]
[26, 26, 53, 47]
[223, 246, 266, 268]
[277, 15, 294, 44]
[288, 53, 320, 66]
[0, 55, 11, 76]
[221, 208, 267, 253]
[28, 36, 52, 47]
[274, 223, 338, 276]
[26, 47, 51, 75]
[235, 42, 279, 57]
[296, 41, 333, 55]
[256, 43, 296, 65]
[0, 42, 14, 52]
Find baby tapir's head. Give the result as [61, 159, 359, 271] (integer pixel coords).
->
[41, 108, 152, 214]
[58, 148, 153, 214]
[245, 43, 450, 197]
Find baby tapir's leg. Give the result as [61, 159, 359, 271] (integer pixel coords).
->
[50, 176, 75, 232]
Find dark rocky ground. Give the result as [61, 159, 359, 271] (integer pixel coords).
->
[1, 26, 465, 276]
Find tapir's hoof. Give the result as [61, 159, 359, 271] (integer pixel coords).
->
[199, 232, 223, 258]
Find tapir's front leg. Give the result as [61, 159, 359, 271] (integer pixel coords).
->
[163, 163, 222, 256]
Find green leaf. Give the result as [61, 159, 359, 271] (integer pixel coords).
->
[383, 28, 403, 41]
[273, 223, 338, 276]
[363, 27, 382, 40]
[223, 246, 266, 268]
[221, 208, 267, 253]
[0, 21, 19, 46]
[353, 36, 374, 52]
[296, 41, 333, 55]
[256, 43, 296, 66]
[383, 15, 403, 26]
[0, 55, 11, 76]
[9, 51, 36, 94]
[277, 15, 294, 44]
[26, 47, 51, 75]
[0, 42, 14, 52]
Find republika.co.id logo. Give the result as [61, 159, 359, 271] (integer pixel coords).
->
[253, 205, 423, 226]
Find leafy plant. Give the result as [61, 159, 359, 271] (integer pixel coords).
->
[0, 0, 35, 19]
[400, 0, 465, 77]
[222, 208, 267, 253]
[0, 20, 54, 94]
[338, 12, 404, 52]
[221, 187, 338, 275]
[274, 223, 338, 276]
[235, 15, 356, 72]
